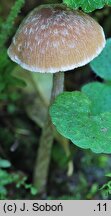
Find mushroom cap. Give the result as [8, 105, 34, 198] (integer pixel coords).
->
[8, 4, 106, 73]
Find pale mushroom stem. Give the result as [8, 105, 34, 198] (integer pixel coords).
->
[33, 72, 64, 194]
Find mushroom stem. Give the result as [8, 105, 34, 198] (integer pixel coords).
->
[50, 72, 64, 102]
[33, 72, 64, 194]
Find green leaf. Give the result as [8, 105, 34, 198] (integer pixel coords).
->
[50, 92, 111, 154]
[90, 39, 111, 80]
[82, 82, 111, 114]
[105, 173, 111, 177]
[0, 170, 15, 185]
[30, 187, 38, 195]
[0, 0, 25, 50]
[16, 176, 27, 188]
[0, 49, 14, 72]
[63, 0, 111, 12]
[0, 159, 11, 168]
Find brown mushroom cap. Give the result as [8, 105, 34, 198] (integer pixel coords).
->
[8, 4, 105, 73]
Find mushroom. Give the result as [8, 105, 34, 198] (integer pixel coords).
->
[7, 4, 106, 193]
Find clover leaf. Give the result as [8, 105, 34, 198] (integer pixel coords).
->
[50, 92, 111, 154]
[82, 82, 111, 114]
[0, 159, 11, 168]
[90, 39, 111, 80]
[63, 0, 111, 12]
